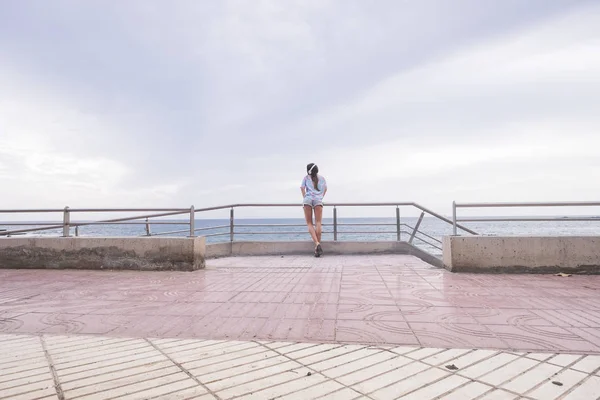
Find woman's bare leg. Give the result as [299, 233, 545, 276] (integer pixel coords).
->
[314, 205, 323, 243]
[303, 206, 319, 245]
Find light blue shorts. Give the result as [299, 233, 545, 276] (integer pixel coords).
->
[303, 197, 323, 208]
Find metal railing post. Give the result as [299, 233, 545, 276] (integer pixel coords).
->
[229, 207, 234, 242]
[409, 212, 425, 244]
[75, 226, 79, 237]
[452, 201, 457, 235]
[62, 206, 70, 237]
[333, 207, 338, 241]
[189, 205, 195, 237]
[396, 206, 401, 241]
[145, 218, 151, 236]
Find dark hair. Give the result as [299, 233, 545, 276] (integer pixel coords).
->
[307, 163, 319, 190]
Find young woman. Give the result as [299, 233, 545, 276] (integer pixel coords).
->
[300, 163, 327, 257]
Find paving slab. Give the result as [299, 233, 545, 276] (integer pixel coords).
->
[1, 255, 600, 353]
[0, 333, 599, 400]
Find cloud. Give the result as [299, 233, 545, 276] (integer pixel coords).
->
[0, 0, 598, 219]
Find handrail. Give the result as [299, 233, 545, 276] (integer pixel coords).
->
[452, 201, 600, 235]
[0, 202, 468, 257]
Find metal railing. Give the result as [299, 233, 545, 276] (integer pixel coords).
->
[452, 201, 600, 235]
[0, 202, 477, 254]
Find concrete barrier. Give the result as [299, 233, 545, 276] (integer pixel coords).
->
[0, 237, 206, 271]
[206, 241, 444, 268]
[443, 236, 600, 274]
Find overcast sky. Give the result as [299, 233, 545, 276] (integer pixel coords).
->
[1, 0, 599, 219]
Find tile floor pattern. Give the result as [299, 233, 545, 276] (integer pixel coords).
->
[1, 255, 600, 353]
[1, 333, 599, 400]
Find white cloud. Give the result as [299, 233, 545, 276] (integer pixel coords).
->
[0, 0, 598, 219]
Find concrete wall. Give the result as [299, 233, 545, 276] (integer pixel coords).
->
[206, 241, 444, 268]
[0, 237, 206, 271]
[443, 236, 600, 274]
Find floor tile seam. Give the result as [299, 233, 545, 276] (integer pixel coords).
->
[180, 348, 278, 373]
[43, 337, 136, 352]
[533, 309, 589, 327]
[0, 366, 52, 386]
[570, 309, 600, 326]
[144, 384, 211, 400]
[0, 371, 54, 392]
[39, 335, 65, 400]
[0, 333, 39, 344]
[494, 326, 600, 352]
[256, 338, 380, 398]
[154, 339, 231, 353]
[49, 341, 152, 361]
[481, 356, 560, 392]
[203, 361, 309, 396]
[64, 360, 181, 398]
[310, 349, 396, 377]
[543, 368, 600, 400]
[57, 355, 172, 386]
[555, 309, 600, 327]
[282, 380, 369, 400]
[411, 350, 482, 369]
[0, 356, 53, 375]
[545, 353, 586, 369]
[358, 359, 455, 398]
[283, 343, 346, 360]
[156, 340, 256, 358]
[0, 349, 48, 364]
[371, 263, 424, 349]
[145, 338, 222, 400]
[61, 354, 180, 392]
[296, 346, 386, 371]
[0, 380, 58, 400]
[56, 349, 168, 379]
[518, 360, 594, 397]
[44, 335, 140, 349]
[0, 295, 41, 306]
[73, 372, 192, 400]
[186, 352, 298, 381]
[457, 351, 537, 382]
[51, 345, 160, 370]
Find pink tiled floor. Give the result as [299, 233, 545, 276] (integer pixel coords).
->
[1, 255, 600, 353]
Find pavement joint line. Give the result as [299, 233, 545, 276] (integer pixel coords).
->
[208, 362, 310, 398]
[555, 366, 600, 400]
[44, 335, 138, 348]
[256, 340, 377, 399]
[0, 373, 50, 392]
[188, 354, 295, 384]
[146, 338, 221, 400]
[60, 360, 176, 392]
[376, 264, 425, 348]
[160, 340, 255, 357]
[88, 373, 192, 400]
[40, 335, 65, 400]
[57, 349, 165, 379]
[65, 370, 187, 400]
[44, 339, 142, 355]
[520, 359, 591, 398]
[50, 341, 151, 362]
[165, 344, 266, 367]
[58, 355, 169, 384]
[0, 367, 50, 386]
[152, 338, 213, 348]
[185, 349, 280, 377]
[53, 346, 159, 371]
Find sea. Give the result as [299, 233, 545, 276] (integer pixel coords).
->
[3, 217, 600, 257]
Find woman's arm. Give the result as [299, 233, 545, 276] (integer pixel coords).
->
[301, 187, 306, 197]
[323, 187, 327, 197]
